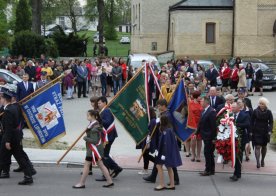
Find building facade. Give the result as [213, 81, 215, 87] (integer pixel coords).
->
[131, 0, 276, 59]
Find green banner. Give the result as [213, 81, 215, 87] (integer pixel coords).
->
[109, 70, 148, 144]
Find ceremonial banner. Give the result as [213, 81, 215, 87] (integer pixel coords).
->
[109, 69, 148, 144]
[168, 79, 194, 142]
[21, 82, 66, 148]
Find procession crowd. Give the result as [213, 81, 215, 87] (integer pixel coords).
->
[0, 54, 273, 191]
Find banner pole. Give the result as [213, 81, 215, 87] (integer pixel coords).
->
[138, 124, 158, 163]
[57, 128, 87, 165]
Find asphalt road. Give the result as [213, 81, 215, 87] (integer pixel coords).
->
[1, 167, 276, 196]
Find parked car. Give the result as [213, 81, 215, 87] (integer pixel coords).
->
[242, 61, 276, 90]
[120, 37, 130, 44]
[190, 60, 222, 86]
[0, 69, 22, 90]
[42, 24, 73, 37]
[93, 35, 106, 43]
[79, 25, 89, 31]
[127, 53, 161, 70]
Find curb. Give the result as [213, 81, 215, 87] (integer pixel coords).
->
[12, 161, 276, 177]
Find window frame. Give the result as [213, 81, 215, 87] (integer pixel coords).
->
[206, 22, 216, 44]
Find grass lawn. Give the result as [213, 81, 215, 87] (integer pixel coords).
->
[77, 31, 131, 57]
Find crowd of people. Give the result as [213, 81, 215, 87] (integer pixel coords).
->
[0, 54, 273, 190]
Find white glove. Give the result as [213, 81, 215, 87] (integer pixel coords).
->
[146, 135, 151, 144]
[161, 155, 165, 161]
[156, 118, 160, 123]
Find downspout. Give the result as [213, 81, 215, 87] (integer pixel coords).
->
[231, 0, 235, 57]
[167, 7, 171, 51]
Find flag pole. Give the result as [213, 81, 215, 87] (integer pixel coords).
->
[138, 124, 158, 163]
[57, 128, 87, 165]
[57, 66, 145, 164]
[148, 63, 164, 99]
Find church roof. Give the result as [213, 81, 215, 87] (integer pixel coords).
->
[170, 0, 233, 10]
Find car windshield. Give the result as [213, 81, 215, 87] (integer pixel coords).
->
[259, 64, 270, 71]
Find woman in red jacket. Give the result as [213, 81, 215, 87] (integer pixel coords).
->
[220, 62, 231, 95]
[119, 58, 127, 86]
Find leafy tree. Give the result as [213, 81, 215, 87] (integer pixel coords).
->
[15, 0, 32, 33]
[31, 0, 42, 35]
[0, 0, 9, 49]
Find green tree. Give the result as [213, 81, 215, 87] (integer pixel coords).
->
[31, 0, 42, 35]
[0, 0, 9, 49]
[15, 0, 32, 33]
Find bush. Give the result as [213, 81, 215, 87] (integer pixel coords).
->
[52, 27, 88, 57]
[11, 31, 45, 57]
[104, 23, 117, 40]
[11, 30, 57, 58]
[44, 39, 59, 58]
[271, 121, 276, 144]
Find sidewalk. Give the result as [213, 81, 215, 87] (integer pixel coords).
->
[19, 145, 276, 176]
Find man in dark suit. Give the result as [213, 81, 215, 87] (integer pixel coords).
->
[230, 102, 250, 181]
[0, 89, 33, 185]
[197, 97, 217, 176]
[36, 71, 49, 89]
[97, 97, 122, 180]
[205, 64, 219, 87]
[209, 87, 225, 110]
[24, 60, 36, 82]
[16, 73, 34, 101]
[76, 62, 88, 98]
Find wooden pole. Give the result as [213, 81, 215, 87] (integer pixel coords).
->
[138, 124, 158, 163]
[57, 66, 145, 164]
[56, 128, 87, 165]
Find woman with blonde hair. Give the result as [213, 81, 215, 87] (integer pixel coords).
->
[251, 97, 273, 168]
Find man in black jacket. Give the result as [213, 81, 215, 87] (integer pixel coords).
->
[0, 89, 33, 185]
[209, 87, 225, 110]
[230, 102, 250, 181]
[197, 97, 217, 176]
[24, 60, 36, 82]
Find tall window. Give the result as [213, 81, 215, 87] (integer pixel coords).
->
[59, 17, 65, 28]
[133, 5, 135, 23]
[206, 23, 216, 44]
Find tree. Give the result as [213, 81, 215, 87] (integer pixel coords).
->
[0, 0, 9, 49]
[97, 0, 105, 45]
[15, 0, 32, 33]
[60, 0, 80, 34]
[31, 0, 42, 35]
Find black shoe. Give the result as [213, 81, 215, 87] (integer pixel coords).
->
[31, 168, 37, 176]
[111, 167, 123, 178]
[13, 167, 23, 172]
[0, 173, 10, 178]
[18, 177, 33, 185]
[143, 176, 156, 183]
[95, 176, 106, 181]
[72, 185, 85, 189]
[229, 175, 239, 182]
[199, 171, 211, 176]
[154, 187, 165, 191]
[102, 183, 114, 188]
[257, 163, 260, 168]
[261, 160, 265, 167]
[165, 186, 175, 190]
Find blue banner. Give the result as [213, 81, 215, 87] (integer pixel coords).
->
[21, 82, 66, 147]
[168, 79, 194, 142]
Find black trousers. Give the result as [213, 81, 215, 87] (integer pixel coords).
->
[203, 140, 215, 173]
[142, 149, 155, 170]
[0, 141, 32, 177]
[234, 143, 246, 178]
[77, 81, 86, 98]
[103, 140, 120, 171]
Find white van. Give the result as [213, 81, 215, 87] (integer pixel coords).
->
[127, 53, 160, 70]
